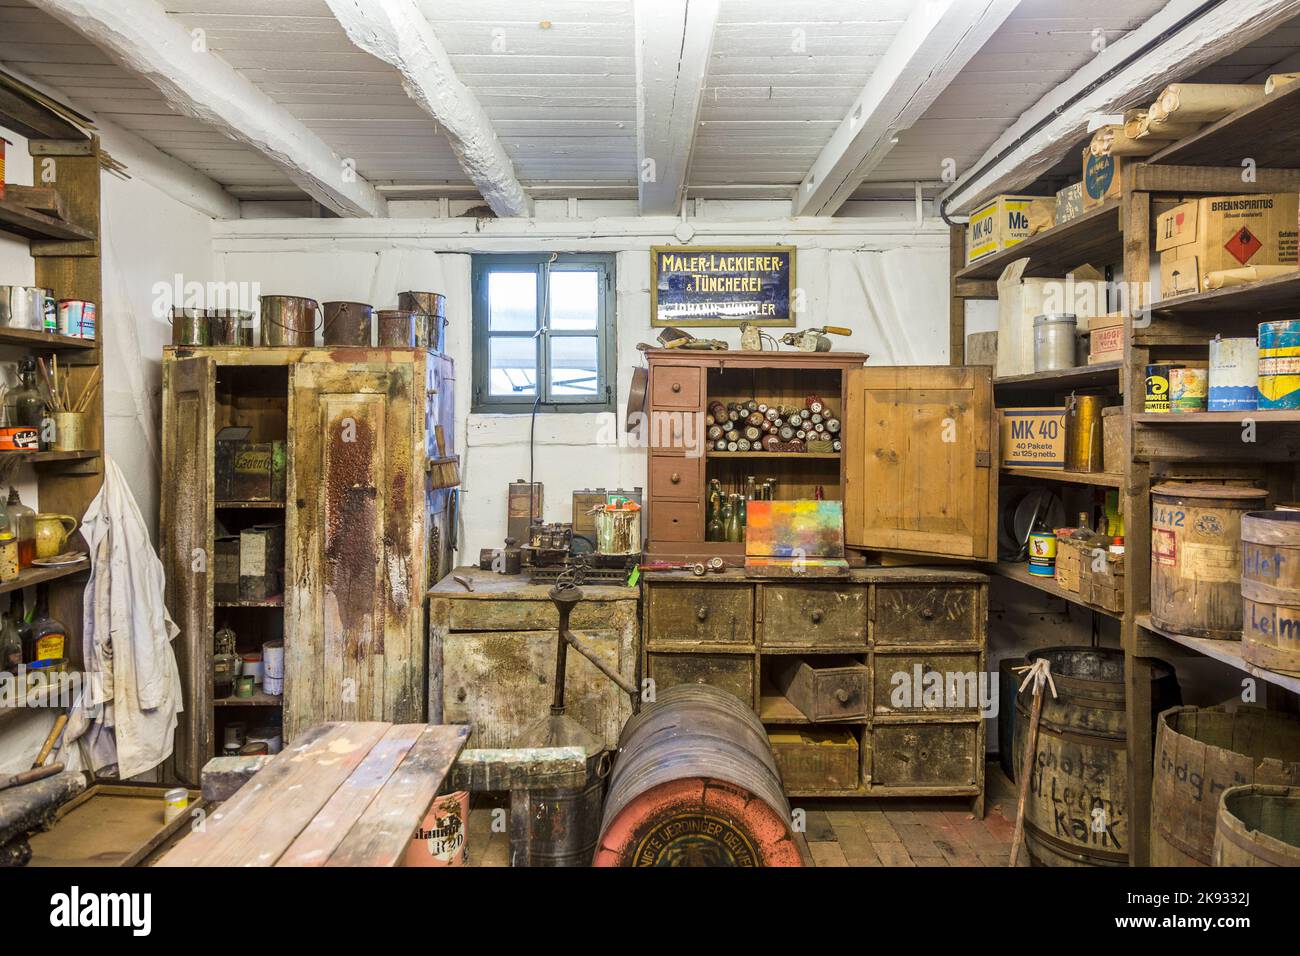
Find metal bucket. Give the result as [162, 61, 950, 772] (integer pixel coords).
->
[1015, 646, 1180, 867]
[513, 757, 609, 867]
[211, 310, 254, 346]
[398, 290, 446, 351]
[322, 301, 373, 346]
[259, 295, 320, 347]
[171, 307, 212, 346]
[376, 309, 421, 347]
[1213, 784, 1300, 866]
[1258, 320, 1300, 410]
[594, 684, 806, 867]
[1153, 705, 1300, 866]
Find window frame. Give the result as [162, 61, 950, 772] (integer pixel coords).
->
[471, 253, 617, 414]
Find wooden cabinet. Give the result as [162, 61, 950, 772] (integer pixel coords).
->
[642, 567, 988, 810]
[161, 347, 458, 783]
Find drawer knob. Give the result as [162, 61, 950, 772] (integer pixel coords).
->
[696, 606, 708, 622]
[810, 609, 824, 624]
[670, 472, 681, 483]
[920, 608, 935, 620]
[834, 689, 850, 704]
[671, 382, 682, 392]
[456, 688, 467, 703]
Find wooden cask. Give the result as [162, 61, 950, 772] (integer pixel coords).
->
[1212, 784, 1300, 866]
[1150, 482, 1268, 639]
[1016, 646, 1180, 866]
[1153, 705, 1300, 866]
[1241, 510, 1300, 676]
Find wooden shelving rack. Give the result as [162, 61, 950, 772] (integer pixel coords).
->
[948, 80, 1300, 865]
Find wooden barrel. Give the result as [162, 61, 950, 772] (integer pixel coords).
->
[1242, 510, 1300, 676]
[1015, 646, 1180, 867]
[1212, 784, 1300, 866]
[594, 684, 806, 866]
[1153, 705, 1300, 865]
[1151, 482, 1268, 639]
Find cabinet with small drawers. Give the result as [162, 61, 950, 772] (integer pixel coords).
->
[642, 566, 989, 813]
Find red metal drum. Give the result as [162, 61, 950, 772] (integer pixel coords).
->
[593, 684, 806, 866]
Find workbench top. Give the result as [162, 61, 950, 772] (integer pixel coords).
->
[429, 566, 639, 600]
[640, 565, 989, 584]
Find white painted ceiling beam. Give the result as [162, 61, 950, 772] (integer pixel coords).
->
[30, 0, 385, 217]
[633, 0, 720, 215]
[942, 0, 1300, 215]
[324, 0, 531, 218]
[793, 0, 1020, 218]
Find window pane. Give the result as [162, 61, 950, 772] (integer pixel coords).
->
[549, 336, 599, 396]
[548, 271, 599, 330]
[488, 272, 537, 332]
[488, 337, 537, 397]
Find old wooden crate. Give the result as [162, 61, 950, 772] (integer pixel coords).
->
[769, 656, 868, 721]
[768, 728, 859, 792]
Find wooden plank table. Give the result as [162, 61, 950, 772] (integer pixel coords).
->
[157, 721, 469, 867]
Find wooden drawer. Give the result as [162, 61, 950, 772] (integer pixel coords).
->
[648, 454, 702, 501]
[873, 584, 981, 647]
[769, 729, 859, 792]
[871, 651, 983, 716]
[647, 584, 753, 644]
[647, 652, 754, 703]
[647, 408, 703, 455]
[770, 656, 868, 721]
[446, 598, 630, 632]
[651, 365, 701, 409]
[648, 499, 703, 542]
[762, 584, 867, 647]
[870, 723, 980, 789]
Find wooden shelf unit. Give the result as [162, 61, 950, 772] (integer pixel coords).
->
[948, 83, 1300, 865]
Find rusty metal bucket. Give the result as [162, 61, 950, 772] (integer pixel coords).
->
[322, 301, 374, 346]
[259, 295, 321, 347]
[211, 310, 254, 346]
[376, 309, 421, 347]
[170, 308, 211, 346]
[398, 291, 446, 351]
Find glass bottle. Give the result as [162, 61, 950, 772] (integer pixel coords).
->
[12, 358, 47, 449]
[28, 586, 65, 663]
[725, 494, 743, 543]
[0, 529, 17, 583]
[1, 609, 21, 675]
[707, 495, 725, 542]
[7, 488, 35, 569]
[706, 479, 722, 528]
[745, 475, 756, 501]
[14, 592, 33, 663]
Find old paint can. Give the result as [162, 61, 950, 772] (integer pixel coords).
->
[51, 412, 86, 452]
[594, 684, 806, 866]
[1016, 646, 1180, 867]
[322, 300, 373, 346]
[57, 299, 95, 339]
[1208, 335, 1258, 411]
[0, 426, 39, 451]
[170, 307, 211, 346]
[397, 290, 446, 351]
[259, 294, 320, 346]
[262, 640, 284, 696]
[1033, 313, 1077, 372]
[376, 309, 421, 347]
[210, 310, 253, 346]
[1144, 363, 1183, 413]
[1153, 705, 1300, 866]
[1028, 530, 1056, 576]
[1212, 784, 1300, 866]
[1150, 482, 1268, 639]
[1257, 320, 1300, 410]
[1241, 509, 1300, 677]
[1066, 392, 1105, 472]
[163, 788, 189, 824]
[403, 790, 468, 866]
[1170, 364, 1208, 412]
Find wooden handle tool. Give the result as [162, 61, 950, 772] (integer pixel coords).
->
[0, 762, 64, 792]
[33, 713, 69, 768]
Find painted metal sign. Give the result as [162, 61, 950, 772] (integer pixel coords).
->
[650, 245, 795, 327]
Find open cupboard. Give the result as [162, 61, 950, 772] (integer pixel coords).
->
[160, 346, 458, 783]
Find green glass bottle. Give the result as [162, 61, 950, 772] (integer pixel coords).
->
[725, 494, 743, 543]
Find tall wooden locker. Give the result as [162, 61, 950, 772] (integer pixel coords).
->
[160, 347, 458, 783]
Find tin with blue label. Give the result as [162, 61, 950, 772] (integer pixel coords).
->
[57, 299, 95, 339]
[1258, 320, 1300, 410]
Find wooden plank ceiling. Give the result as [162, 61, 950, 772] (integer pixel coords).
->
[0, 0, 1297, 210]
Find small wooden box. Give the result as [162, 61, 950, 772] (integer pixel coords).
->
[1103, 406, 1124, 474]
[770, 656, 868, 721]
[215, 534, 240, 603]
[1054, 534, 1085, 593]
[239, 524, 284, 601]
[768, 729, 859, 792]
[1084, 551, 1125, 613]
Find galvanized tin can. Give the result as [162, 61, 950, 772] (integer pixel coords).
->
[322, 300, 374, 346]
[57, 299, 96, 339]
[1258, 320, 1300, 410]
[259, 295, 320, 347]
[376, 309, 421, 346]
[1208, 335, 1258, 411]
[398, 291, 446, 350]
[1033, 313, 1077, 372]
[171, 307, 212, 346]
[211, 310, 253, 346]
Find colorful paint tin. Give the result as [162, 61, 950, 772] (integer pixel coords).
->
[1208, 336, 1259, 411]
[1258, 320, 1300, 410]
[1028, 531, 1057, 576]
[1145, 363, 1184, 414]
[57, 299, 96, 339]
[1170, 365, 1208, 413]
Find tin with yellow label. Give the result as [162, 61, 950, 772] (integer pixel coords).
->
[1258, 320, 1300, 410]
[1028, 531, 1057, 576]
[1145, 363, 1184, 414]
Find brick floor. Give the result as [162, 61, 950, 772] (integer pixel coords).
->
[464, 762, 1023, 867]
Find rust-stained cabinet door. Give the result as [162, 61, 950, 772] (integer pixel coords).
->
[284, 361, 425, 741]
[160, 356, 215, 784]
[844, 366, 997, 561]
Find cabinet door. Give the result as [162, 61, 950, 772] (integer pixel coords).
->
[160, 356, 215, 784]
[285, 361, 425, 741]
[844, 366, 996, 561]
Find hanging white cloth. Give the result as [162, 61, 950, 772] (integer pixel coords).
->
[62, 455, 182, 779]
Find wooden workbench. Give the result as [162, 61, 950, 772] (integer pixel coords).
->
[429, 568, 639, 749]
[157, 721, 468, 867]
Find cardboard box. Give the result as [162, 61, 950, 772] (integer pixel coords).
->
[1055, 182, 1084, 225]
[1082, 149, 1126, 211]
[239, 523, 284, 601]
[995, 261, 1106, 378]
[966, 194, 1053, 265]
[1088, 311, 1125, 364]
[215, 535, 240, 604]
[1000, 407, 1067, 469]
[1156, 192, 1299, 297]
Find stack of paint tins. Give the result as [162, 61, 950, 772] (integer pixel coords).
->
[1145, 361, 1209, 413]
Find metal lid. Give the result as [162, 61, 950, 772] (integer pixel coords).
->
[1033, 313, 1078, 324]
[1151, 481, 1269, 501]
